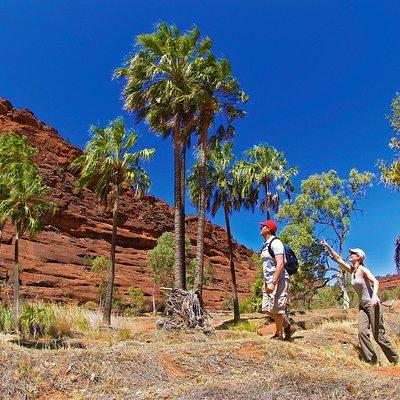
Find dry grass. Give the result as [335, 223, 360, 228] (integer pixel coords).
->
[1, 306, 400, 399]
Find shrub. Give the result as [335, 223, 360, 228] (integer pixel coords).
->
[0, 304, 13, 334]
[127, 287, 145, 315]
[83, 301, 98, 311]
[239, 297, 259, 314]
[20, 303, 55, 339]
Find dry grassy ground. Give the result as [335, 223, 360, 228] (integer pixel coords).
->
[1, 306, 400, 400]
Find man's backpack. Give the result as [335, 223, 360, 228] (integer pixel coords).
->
[267, 238, 299, 276]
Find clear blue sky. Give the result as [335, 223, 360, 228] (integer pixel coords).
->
[1, 1, 399, 276]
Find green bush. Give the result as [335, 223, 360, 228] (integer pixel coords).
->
[0, 304, 13, 333]
[380, 284, 400, 302]
[127, 286, 145, 315]
[20, 303, 55, 338]
[239, 297, 259, 314]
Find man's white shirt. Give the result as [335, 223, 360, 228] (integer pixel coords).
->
[261, 235, 288, 283]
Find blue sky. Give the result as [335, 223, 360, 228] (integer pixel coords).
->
[1, 1, 399, 276]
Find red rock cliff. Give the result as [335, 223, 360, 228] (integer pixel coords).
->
[0, 98, 257, 308]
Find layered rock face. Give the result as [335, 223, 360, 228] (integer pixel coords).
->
[377, 274, 400, 291]
[0, 98, 257, 309]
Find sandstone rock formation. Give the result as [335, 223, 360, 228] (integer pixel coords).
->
[0, 98, 257, 309]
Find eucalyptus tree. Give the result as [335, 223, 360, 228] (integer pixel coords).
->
[278, 169, 374, 309]
[0, 133, 57, 330]
[188, 140, 245, 322]
[241, 144, 298, 220]
[71, 118, 155, 326]
[377, 93, 400, 271]
[114, 23, 208, 289]
[190, 55, 248, 301]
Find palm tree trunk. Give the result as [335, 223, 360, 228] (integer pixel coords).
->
[13, 231, 20, 332]
[264, 182, 271, 220]
[102, 188, 119, 326]
[180, 142, 187, 289]
[395, 237, 400, 274]
[173, 119, 185, 289]
[194, 118, 210, 300]
[224, 203, 240, 323]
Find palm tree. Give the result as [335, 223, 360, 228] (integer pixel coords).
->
[241, 144, 298, 219]
[0, 141, 57, 331]
[0, 133, 38, 243]
[114, 23, 208, 289]
[71, 118, 155, 326]
[190, 55, 248, 302]
[188, 141, 244, 322]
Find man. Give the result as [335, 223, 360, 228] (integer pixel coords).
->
[260, 219, 294, 341]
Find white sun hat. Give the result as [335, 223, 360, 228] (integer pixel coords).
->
[349, 248, 366, 261]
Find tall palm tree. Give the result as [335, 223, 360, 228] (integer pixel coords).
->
[241, 144, 298, 219]
[190, 55, 248, 302]
[188, 141, 244, 322]
[0, 139, 57, 331]
[71, 118, 155, 326]
[114, 23, 208, 289]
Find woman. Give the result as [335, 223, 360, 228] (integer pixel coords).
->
[321, 240, 399, 364]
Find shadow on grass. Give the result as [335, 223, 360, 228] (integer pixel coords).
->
[10, 338, 86, 350]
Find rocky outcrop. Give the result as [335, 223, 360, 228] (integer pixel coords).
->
[0, 98, 257, 309]
[377, 274, 400, 291]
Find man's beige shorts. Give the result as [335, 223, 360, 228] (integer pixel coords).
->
[262, 279, 289, 315]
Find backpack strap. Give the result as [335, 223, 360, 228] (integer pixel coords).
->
[267, 237, 278, 259]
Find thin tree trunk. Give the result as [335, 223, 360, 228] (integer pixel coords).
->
[13, 231, 19, 332]
[152, 285, 156, 314]
[224, 203, 240, 323]
[173, 118, 185, 289]
[338, 271, 350, 309]
[102, 189, 119, 326]
[194, 118, 210, 300]
[180, 142, 186, 289]
[337, 241, 350, 309]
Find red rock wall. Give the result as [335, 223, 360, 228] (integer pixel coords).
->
[0, 98, 257, 309]
[377, 274, 400, 291]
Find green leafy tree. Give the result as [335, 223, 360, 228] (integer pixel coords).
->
[378, 93, 400, 190]
[0, 134, 57, 330]
[147, 231, 194, 311]
[278, 169, 374, 309]
[240, 143, 298, 219]
[378, 93, 400, 271]
[71, 118, 155, 326]
[188, 140, 245, 322]
[115, 23, 208, 289]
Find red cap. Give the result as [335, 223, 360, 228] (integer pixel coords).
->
[260, 219, 278, 234]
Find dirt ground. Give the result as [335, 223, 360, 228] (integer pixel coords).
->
[1, 306, 400, 400]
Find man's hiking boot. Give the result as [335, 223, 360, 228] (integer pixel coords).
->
[270, 333, 284, 341]
[284, 324, 297, 341]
